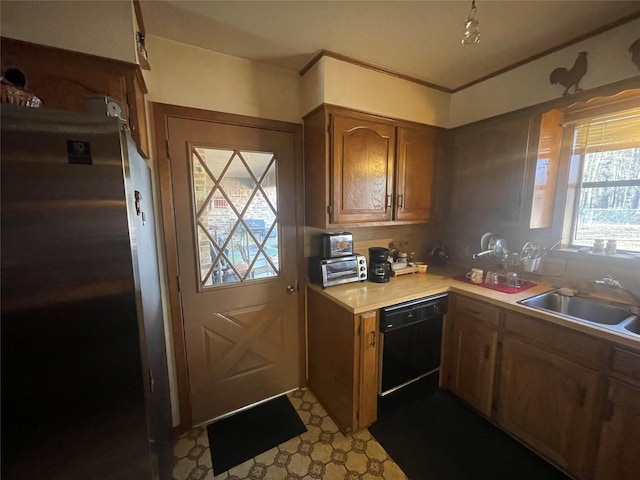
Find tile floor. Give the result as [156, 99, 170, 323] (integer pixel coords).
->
[173, 388, 408, 480]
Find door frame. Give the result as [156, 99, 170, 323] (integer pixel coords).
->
[152, 103, 305, 431]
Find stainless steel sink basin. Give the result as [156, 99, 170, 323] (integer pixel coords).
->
[624, 317, 640, 335]
[518, 290, 639, 335]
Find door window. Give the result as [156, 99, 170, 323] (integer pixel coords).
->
[191, 147, 279, 288]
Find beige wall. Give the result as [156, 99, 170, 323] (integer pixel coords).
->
[449, 18, 640, 127]
[0, 0, 137, 63]
[318, 56, 451, 127]
[3, 0, 636, 128]
[300, 59, 325, 119]
[144, 36, 302, 123]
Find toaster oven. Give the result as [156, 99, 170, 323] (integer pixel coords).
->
[309, 254, 367, 288]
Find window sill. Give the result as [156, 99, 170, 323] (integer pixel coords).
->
[549, 248, 640, 266]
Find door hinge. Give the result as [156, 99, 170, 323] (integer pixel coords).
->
[327, 205, 333, 215]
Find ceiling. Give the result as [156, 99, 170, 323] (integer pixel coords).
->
[140, 1, 640, 91]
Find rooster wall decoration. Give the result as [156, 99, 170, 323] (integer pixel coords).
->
[549, 51, 588, 96]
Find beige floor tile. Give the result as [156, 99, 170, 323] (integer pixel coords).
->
[227, 458, 254, 479]
[381, 460, 407, 480]
[299, 425, 322, 443]
[320, 416, 339, 433]
[174, 435, 197, 458]
[362, 441, 387, 462]
[263, 464, 288, 480]
[173, 388, 410, 480]
[324, 462, 348, 478]
[254, 446, 279, 466]
[330, 432, 353, 452]
[345, 450, 369, 474]
[174, 456, 198, 478]
[287, 452, 312, 476]
[278, 436, 302, 454]
[309, 441, 332, 463]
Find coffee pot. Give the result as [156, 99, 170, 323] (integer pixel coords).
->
[368, 247, 391, 283]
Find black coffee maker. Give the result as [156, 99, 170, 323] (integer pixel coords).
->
[368, 247, 391, 283]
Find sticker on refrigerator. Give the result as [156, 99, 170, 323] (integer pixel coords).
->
[67, 140, 92, 165]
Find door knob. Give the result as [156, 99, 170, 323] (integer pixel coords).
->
[286, 285, 297, 295]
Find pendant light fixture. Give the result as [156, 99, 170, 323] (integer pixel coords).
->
[462, 0, 480, 45]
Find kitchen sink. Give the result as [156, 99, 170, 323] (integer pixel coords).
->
[624, 317, 640, 335]
[518, 290, 639, 335]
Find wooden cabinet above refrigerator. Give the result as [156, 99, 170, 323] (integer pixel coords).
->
[1, 37, 150, 158]
[303, 105, 444, 228]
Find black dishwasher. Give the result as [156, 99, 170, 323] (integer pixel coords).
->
[378, 293, 448, 417]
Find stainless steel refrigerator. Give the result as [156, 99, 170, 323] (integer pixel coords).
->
[1, 104, 172, 479]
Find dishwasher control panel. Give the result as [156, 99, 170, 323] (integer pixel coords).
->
[380, 293, 448, 332]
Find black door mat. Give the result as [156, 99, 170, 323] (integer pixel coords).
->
[369, 389, 571, 480]
[207, 395, 306, 475]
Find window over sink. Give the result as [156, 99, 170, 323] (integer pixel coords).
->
[544, 90, 640, 254]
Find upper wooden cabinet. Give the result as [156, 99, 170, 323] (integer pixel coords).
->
[304, 105, 443, 228]
[448, 110, 537, 226]
[396, 125, 440, 221]
[331, 113, 396, 224]
[1, 37, 150, 158]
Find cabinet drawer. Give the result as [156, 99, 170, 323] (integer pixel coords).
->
[610, 348, 640, 385]
[455, 296, 500, 327]
[504, 311, 606, 370]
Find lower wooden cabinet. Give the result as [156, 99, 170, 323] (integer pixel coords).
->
[593, 380, 640, 479]
[449, 314, 498, 417]
[442, 293, 640, 480]
[497, 336, 601, 478]
[306, 287, 378, 433]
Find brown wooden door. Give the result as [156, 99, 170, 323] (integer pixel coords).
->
[331, 114, 395, 224]
[450, 315, 498, 417]
[395, 125, 437, 222]
[497, 336, 600, 477]
[594, 380, 640, 480]
[167, 116, 300, 425]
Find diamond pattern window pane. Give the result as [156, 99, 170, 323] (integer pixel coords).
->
[191, 147, 280, 288]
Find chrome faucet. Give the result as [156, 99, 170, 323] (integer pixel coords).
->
[594, 275, 640, 306]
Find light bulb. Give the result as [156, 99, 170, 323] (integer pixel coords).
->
[461, 0, 480, 45]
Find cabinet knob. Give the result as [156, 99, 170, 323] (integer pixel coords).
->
[386, 194, 393, 209]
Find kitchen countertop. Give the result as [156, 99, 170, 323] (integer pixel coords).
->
[307, 266, 640, 351]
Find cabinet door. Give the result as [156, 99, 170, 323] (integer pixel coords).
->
[450, 315, 498, 417]
[593, 380, 640, 480]
[358, 311, 379, 429]
[497, 336, 600, 477]
[395, 125, 438, 222]
[331, 115, 395, 224]
[449, 112, 534, 225]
